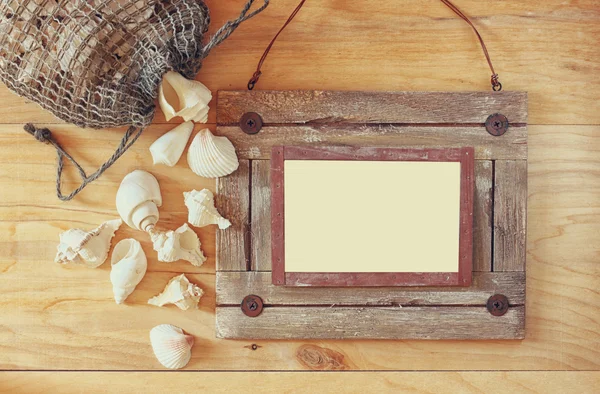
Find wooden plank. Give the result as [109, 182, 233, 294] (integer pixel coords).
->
[217, 91, 528, 125]
[216, 306, 525, 339]
[250, 160, 271, 271]
[216, 271, 525, 306]
[2, 372, 599, 393]
[494, 161, 528, 271]
[215, 125, 528, 160]
[474, 161, 493, 271]
[216, 159, 250, 271]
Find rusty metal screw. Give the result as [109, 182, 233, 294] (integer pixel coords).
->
[485, 113, 509, 136]
[240, 112, 263, 134]
[487, 294, 509, 316]
[241, 294, 264, 317]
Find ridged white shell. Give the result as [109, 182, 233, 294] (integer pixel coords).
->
[149, 121, 194, 167]
[55, 219, 122, 268]
[149, 324, 194, 369]
[110, 239, 147, 304]
[149, 223, 206, 266]
[187, 129, 239, 178]
[158, 71, 211, 123]
[148, 274, 204, 311]
[184, 189, 231, 229]
[116, 170, 162, 231]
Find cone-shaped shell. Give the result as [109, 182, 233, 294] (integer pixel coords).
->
[158, 71, 211, 123]
[184, 189, 231, 229]
[149, 324, 194, 369]
[116, 170, 162, 231]
[149, 223, 207, 267]
[55, 219, 122, 268]
[148, 274, 204, 310]
[187, 129, 239, 178]
[149, 121, 194, 167]
[110, 239, 147, 304]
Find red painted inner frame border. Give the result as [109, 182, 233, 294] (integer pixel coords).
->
[271, 146, 474, 287]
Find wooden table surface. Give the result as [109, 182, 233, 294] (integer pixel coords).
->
[0, 0, 598, 392]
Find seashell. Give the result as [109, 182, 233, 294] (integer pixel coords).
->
[187, 129, 239, 178]
[116, 170, 162, 231]
[55, 219, 122, 268]
[148, 274, 204, 311]
[149, 121, 194, 167]
[110, 239, 147, 304]
[184, 189, 231, 229]
[149, 223, 206, 267]
[158, 71, 211, 123]
[150, 324, 194, 369]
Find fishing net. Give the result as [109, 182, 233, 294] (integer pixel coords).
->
[0, 0, 268, 200]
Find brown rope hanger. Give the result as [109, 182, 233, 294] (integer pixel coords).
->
[248, 0, 502, 91]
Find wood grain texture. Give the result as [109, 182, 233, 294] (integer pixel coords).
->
[474, 161, 493, 271]
[494, 160, 528, 271]
[216, 271, 525, 306]
[216, 160, 250, 271]
[216, 125, 527, 160]
[250, 160, 271, 271]
[217, 91, 528, 124]
[2, 372, 598, 394]
[216, 306, 525, 339]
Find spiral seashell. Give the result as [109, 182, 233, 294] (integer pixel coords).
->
[184, 189, 231, 229]
[149, 121, 194, 167]
[158, 71, 211, 123]
[149, 223, 206, 267]
[116, 170, 162, 231]
[149, 324, 194, 369]
[148, 274, 204, 311]
[110, 239, 147, 304]
[55, 219, 122, 268]
[187, 129, 239, 178]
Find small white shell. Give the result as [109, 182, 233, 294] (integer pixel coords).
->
[116, 170, 162, 231]
[148, 274, 204, 311]
[110, 239, 147, 304]
[187, 129, 239, 178]
[149, 223, 206, 267]
[158, 71, 211, 123]
[184, 189, 231, 229]
[149, 121, 194, 167]
[150, 324, 194, 369]
[55, 219, 122, 268]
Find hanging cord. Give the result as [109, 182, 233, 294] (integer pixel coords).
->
[24, 124, 144, 201]
[248, 0, 501, 91]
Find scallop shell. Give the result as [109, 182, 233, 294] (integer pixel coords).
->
[187, 129, 239, 178]
[149, 121, 194, 167]
[116, 170, 162, 231]
[55, 219, 122, 268]
[110, 239, 147, 304]
[148, 274, 204, 311]
[158, 71, 211, 123]
[149, 324, 194, 369]
[184, 189, 231, 229]
[149, 223, 206, 267]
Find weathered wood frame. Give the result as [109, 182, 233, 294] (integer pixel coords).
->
[270, 146, 475, 287]
[215, 90, 527, 340]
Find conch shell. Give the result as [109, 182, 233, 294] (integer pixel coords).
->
[148, 274, 204, 311]
[184, 189, 231, 229]
[116, 170, 162, 231]
[149, 223, 206, 267]
[150, 324, 194, 370]
[187, 128, 239, 178]
[110, 239, 147, 304]
[149, 121, 194, 167]
[55, 219, 122, 268]
[158, 71, 211, 123]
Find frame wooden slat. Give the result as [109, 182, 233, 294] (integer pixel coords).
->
[251, 160, 272, 271]
[494, 160, 528, 271]
[216, 271, 525, 306]
[473, 161, 493, 271]
[216, 125, 528, 161]
[216, 160, 250, 271]
[216, 306, 525, 339]
[217, 91, 528, 124]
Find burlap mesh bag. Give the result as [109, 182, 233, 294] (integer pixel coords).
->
[0, 0, 268, 200]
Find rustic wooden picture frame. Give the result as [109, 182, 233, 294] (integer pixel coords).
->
[270, 145, 475, 287]
[215, 90, 527, 340]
